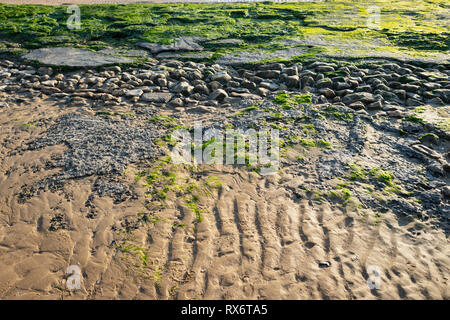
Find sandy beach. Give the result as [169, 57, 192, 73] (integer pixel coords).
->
[0, 0, 448, 300]
[0, 59, 448, 299]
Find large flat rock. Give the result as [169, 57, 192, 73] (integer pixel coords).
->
[98, 48, 149, 58]
[141, 92, 173, 103]
[155, 51, 212, 59]
[281, 37, 450, 64]
[137, 37, 204, 54]
[216, 47, 308, 66]
[22, 47, 132, 67]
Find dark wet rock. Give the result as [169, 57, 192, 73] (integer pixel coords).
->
[301, 75, 315, 88]
[208, 80, 222, 91]
[187, 70, 203, 81]
[342, 92, 375, 105]
[285, 75, 300, 88]
[37, 66, 53, 75]
[170, 81, 194, 96]
[227, 80, 240, 88]
[443, 163, 450, 173]
[141, 92, 173, 103]
[194, 83, 209, 95]
[366, 100, 383, 110]
[260, 81, 279, 91]
[316, 65, 335, 73]
[316, 78, 333, 89]
[41, 86, 61, 95]
[23, 47, 132, 67]
[423, 82, 441, 91]
[210, 89, 228, 102]
[284, 66, 299, 76]
[157, 77, 168, 87]
[300, 70, 316, 77]
[392, 89, 406, 100]
[308, 61, 335, 71]
[169, 69, 186, 80]
[387, 110, 403, 118]
[389, 199, 420, 216]
[377, 90, 401, 103]
[433, 89, 450, 103]
[422, 91, 437, 100]
[348, 101, 365, 110]
[229, 92, 262, 101]
[0, 71, 11, 79]
[375, 83, 390, 92]
[318, 88, 336, 99]
[335, 82, 352, 90]
[401, 121, 423, 133]
[427, 162, 444, 177]
[347, 78, 359, 88]
[395, 144, 427, 162]
[406, 92, 422, 101]
[336, 89, 354, 97]
[241, 80, 257, 90]
[257, 63, 285, 71]
[125, 88, 143, 98]
[210, 71, 231, 83]
[403, 84, 420, 92]
[411, 144, 442, 160]
[332, 96, 341, 103]
[443, 186, 450, 199]
[316, 95, 327, 104]
[355, 85, 372, 92]
[417, 190, 442, 207]
[256, 87, 270, 97]
[397, 67, 413, 75]
[255, 70, 280, 79]
[399, 75, 420, 83]
[406, 98, 422, 106]
[168, 97, 184, 108]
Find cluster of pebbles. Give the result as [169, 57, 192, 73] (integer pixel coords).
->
[0, 58, 449, 117]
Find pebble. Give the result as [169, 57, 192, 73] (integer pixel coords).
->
[210, 89, 228, 102]
[211, 71, 231, 82]
[443, 186, 450, 199]
[318, 261, 331, 268]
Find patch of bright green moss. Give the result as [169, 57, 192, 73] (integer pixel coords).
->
[0, 1, 447, 64]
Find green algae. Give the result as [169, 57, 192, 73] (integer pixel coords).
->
[0, 1, 447, 64]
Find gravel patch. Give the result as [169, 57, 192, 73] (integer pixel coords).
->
[28, 113, 161, 179]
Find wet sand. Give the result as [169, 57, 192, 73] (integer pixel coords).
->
[0, 79, 448, 299]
